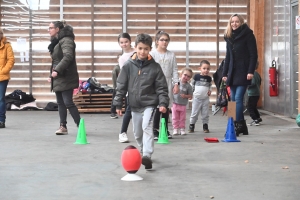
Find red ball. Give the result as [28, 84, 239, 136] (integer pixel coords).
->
[121, 145, 142, 174]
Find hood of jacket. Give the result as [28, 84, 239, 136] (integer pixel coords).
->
[128, 53, 156, 68]
[58, 25, 75, 40]
[0, 37, 8, 49]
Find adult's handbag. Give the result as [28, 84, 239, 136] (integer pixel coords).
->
[216, 81, 228, 107]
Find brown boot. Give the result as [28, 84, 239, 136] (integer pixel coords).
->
[55, 124, 68, 135]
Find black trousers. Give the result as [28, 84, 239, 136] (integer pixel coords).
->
[153, 107, 170, 131]
[120, 97, 132, 133]
[110, 90, 117, 114]
[56, 89, 81, 126]
[247, 96, 260, 120]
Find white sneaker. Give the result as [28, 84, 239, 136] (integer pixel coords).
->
[180, 129, 186, 135]
[173, 129, 179, 135]
[119, 132, 129, 143]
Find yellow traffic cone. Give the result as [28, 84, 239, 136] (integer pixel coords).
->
[74, 118, 89, 145]
[157, 118, 170, 144]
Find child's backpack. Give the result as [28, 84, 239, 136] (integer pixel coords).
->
[87, 77, 101, 90]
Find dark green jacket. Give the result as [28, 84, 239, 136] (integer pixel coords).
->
[247, 71, 261, 96]
[50, 25, 79, 92]
[112, 64, 120, 89]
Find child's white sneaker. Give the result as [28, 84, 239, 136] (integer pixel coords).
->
[173, 129, 179, 135]
[180, 129, 186, 135]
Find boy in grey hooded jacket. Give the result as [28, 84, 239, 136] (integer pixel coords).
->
[113, 33, 169, 170]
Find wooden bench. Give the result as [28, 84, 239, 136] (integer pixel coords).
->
[73, 93, 124, 113]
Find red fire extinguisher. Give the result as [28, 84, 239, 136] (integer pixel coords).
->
[269, 60, 278, 96]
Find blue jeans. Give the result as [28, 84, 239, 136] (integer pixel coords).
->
[230, 85, 247, 121]
[0, 80, 9, 122]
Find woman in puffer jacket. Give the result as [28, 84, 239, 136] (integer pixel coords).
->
[47, 20, 80, 135]
[0, 29, 15, 128]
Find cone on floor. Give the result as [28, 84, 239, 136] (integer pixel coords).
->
[222, 117, 241, 142]
[157, 118, 169, 144]
[74, 118, 89, 145]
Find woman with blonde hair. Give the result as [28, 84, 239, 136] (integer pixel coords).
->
[0, 29, 15, 128]
[222, 14, 258, 136]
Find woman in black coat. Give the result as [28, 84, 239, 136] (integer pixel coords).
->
[222, 14, 258, 136]
[47, 20, 81, 135]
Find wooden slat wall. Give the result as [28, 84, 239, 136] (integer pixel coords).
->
[1, 0, 249, 107]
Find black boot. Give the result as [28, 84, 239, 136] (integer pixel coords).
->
[241, 120, 249, 135]
[234, 121, 239, 136]
[188, 124, 195, 133]
[235, 120, 249, 136]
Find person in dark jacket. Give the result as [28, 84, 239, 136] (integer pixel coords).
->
[47, 20, 81, 135]
[247, 61, 262, 126]
[222, 14, 258, 136]
[113, 33, 169, 170]
[110, 54, 121, 119]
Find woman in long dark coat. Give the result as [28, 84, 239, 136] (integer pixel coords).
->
[47, 20, 80, 135]
[222, 14, 258, 136]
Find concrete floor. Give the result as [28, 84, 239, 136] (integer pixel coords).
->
[0, 109, 299, 200]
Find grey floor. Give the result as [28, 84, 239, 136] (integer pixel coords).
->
[1, 109, 299, 200]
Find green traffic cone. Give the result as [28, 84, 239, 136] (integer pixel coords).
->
[157, 118, 169, 144]
[74, 118, 89, 145]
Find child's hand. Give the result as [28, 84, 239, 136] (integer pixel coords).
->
[51, 71, 58, 78]
[207, 90, 211, 96]
[180, 94, 185, 98]
[173, 84, 179, 94]
[159, 106, 167, 113]
[47, 77, 51, 83]
[116, 109, 123, 116]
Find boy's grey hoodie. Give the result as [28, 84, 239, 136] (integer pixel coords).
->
[113, 53, 169, 112]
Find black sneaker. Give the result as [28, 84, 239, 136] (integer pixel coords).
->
[153, 129, 159, 140]
[142, 156, 152, 170]
[167, 131, 172, 139]
[188, 124, 195, 133]
[254, 119, 260, 126]
[257, 118, 262, 123]
[110, 113, 118, 119]
[248, 120, 260, 126]
[0, 121, 5, 128]
[203, 124, 209, 133]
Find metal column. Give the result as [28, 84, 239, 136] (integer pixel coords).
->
[122, 0, 127, 33]
[186, 0, 189, 67]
